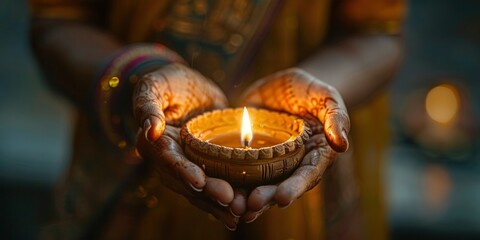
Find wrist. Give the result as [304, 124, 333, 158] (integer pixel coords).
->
[95, 44, 185, 150]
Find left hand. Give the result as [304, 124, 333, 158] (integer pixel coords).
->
[239, 68, 350, 223]
[133, 64, 244, 230]
[136, 125, 243, 230]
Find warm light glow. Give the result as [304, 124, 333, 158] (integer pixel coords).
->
[425, 84, 460, 124]
[241, 107, 253, 147]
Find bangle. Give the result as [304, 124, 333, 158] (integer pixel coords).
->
[95, 44, 185, 151]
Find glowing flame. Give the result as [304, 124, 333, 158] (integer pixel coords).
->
[425, 84, 460, 124]
[241, 107, 253, 148]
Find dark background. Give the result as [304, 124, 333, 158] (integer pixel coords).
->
[0, 0, 72, 239]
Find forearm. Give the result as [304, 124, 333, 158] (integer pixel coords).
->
[298, 35, 402, 109]
[30, 19, 122, 109]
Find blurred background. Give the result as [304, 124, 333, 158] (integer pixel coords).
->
[0, 0, 72, 239]
[387, 0, 480, 239]
[0, 0, 479, 239]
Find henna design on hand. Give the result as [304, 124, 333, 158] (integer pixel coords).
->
[240, 68, 351, 222]
[133, 63, 228, 141]
[241, 68, 349, 152]
[132, 63, 240, 229]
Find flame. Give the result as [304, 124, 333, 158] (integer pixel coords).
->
[241, 107, 253, 148]
[425, 84, 459, 124]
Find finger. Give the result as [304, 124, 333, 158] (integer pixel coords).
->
[275, 146, 335, 207]
[157, 169, 239, 230]
[242, 185, 277, 224]
[143, 117, 165, 143]
[145, 164, 191, 200]
[136, 130, 207, 191]
[133, 74, 169, 141]
[306, 78, 350, 152]
[230, 189, 247, 217]
[188, 196, 240, 231]
[321, 97, 350, 152]
[247, 185, 277, 212]
[204, 177, 234, 207]
[243, 203, 273, 224]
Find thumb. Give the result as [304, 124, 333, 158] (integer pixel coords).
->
[321, 99, 350, 152]
[133, 75, 168, 142]
[142, 116, 165, 142]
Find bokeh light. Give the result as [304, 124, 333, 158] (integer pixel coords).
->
[425, 84, 460, 124]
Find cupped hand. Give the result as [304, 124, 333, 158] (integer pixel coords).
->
[136, 125, 246, 230]
[133, 63, 245, 230]
[239, 68, 350, 223]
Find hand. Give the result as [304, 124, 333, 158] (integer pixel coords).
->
[239, 68, 350, 222]
[133, 63, 244, 230]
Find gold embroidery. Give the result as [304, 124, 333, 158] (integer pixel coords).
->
[151, 0, 276, 87]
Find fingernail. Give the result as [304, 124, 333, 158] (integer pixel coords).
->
[224, 222, 238, 231]
[144, 119, 152, 141]
[341, 129, 348, 142]
[244, 213, 260, 224]
[341, 129, 349, 151]
[229, 208, 241, 218]
[216, 199, 229, 207]
[245, 205, 271, 224]
[189, 183, 203, 192]
[279, 200, 293, 209]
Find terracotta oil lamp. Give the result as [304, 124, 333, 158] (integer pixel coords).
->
[180, 107, 310, 187]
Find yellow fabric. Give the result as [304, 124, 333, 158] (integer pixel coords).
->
[351, 92, 391, 240]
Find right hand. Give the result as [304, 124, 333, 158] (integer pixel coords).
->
[133, 63, 246, 230]
[238, 68, 350, 223]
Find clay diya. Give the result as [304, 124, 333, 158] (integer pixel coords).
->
[180, 107, 310, 187]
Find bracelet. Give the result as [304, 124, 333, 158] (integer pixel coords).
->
[95, 44, 185, 151]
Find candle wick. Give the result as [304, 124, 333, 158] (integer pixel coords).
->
[243, 139, 250, 149]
